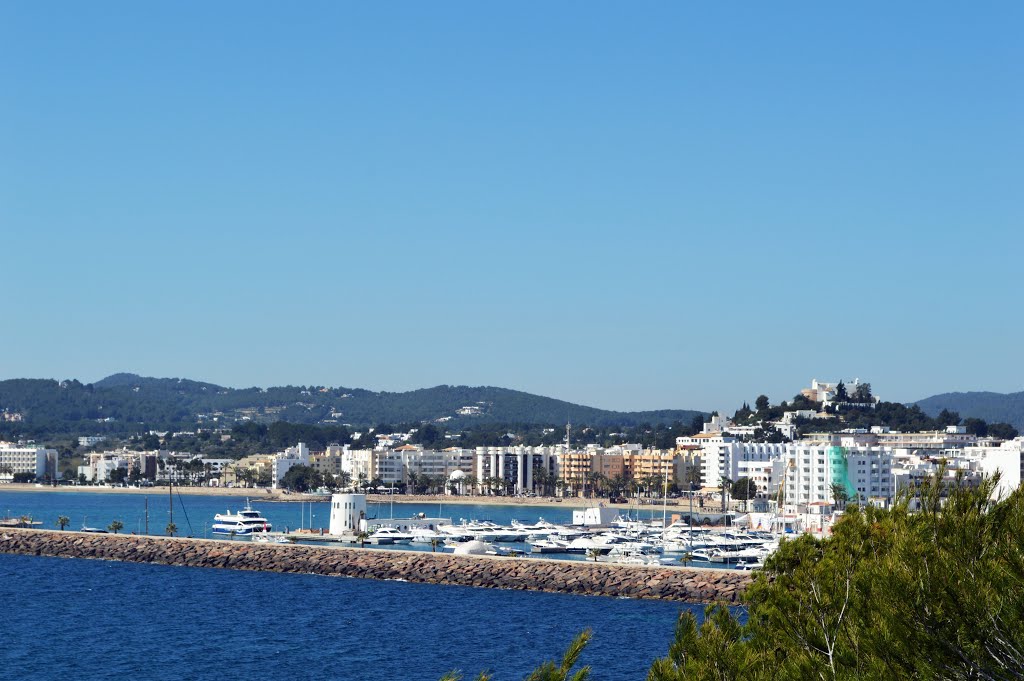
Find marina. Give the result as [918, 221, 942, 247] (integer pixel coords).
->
[0, 489, 783, 568]
[234, 493, 781, 568]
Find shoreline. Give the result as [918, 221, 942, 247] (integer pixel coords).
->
[0, 483, 690, 510]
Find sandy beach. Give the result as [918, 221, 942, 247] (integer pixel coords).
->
[0, 483, 684, 510]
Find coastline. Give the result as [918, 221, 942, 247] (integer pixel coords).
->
[0, 483, 681, 510]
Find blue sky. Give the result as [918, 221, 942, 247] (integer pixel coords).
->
[2, 3, 1021, 412]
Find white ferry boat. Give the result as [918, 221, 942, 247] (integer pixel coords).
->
[212, 502, 272, 536]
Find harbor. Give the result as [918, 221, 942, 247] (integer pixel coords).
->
[0, 488, 781, 571]
[0, 527, 751, 603]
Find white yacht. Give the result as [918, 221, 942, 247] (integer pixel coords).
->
[409, 528, 445, 544]
[212, 502, 272, 536]
[529, 538, 571, 554]
[368, 527, 413, 545]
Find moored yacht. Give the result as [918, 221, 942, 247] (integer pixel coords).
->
[212, 502, 272, 536]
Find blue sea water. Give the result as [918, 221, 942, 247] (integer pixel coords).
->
[0, 489, 677, 536]
[0, 553, 697, 681]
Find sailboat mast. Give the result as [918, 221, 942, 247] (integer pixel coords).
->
[662, 467, 668, 528]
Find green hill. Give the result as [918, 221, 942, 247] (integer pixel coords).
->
[0, 373, 704, 437]
[914, 390, 1024, 432]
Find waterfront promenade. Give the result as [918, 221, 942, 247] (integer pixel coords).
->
[0, 528, 750, 603]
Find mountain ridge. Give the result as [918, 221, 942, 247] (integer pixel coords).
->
[0, 373, 705, 436]
[913, 390, 1024, 431]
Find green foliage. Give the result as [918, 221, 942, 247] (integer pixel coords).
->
[108, 520, 124, 534]
[522, 630, 592, 681]
[794, 400, 974, 437]
[915, 390, 1024, 432]
[659, 472, 1023, 680]
[0, 375, 705, 439]
[56, 515, 70, 530]
[466, 472, 1023, 680]
[834, 381, 848, 401]
[279, 465, 324, 493]
[730, 477, 756, 501]
[647, 606, 766, 681]
[989, 422, 1019, 440]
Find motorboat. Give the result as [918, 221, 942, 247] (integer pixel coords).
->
[212, 501, 272, 536]
[368, 527, 413, 545]
[565, 536, 615, 555]
[599, 548, 664, 566]
[252, 534, 292, 545]
[528, 538, 571, 554]
[409, 528, 445, 544]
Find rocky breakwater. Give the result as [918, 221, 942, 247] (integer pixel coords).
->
[0, 529, 752, 603]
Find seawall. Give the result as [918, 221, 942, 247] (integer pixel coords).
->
[0, 529, 752, 603]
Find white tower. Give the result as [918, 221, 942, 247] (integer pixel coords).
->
[329, 493, 367, 535]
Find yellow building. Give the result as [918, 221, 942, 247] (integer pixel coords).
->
[559, 451, 592, 497]
[222, 454, 273, 487]
[623, 450, 681, 486]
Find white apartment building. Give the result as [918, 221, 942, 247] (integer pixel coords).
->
[0, 443, 57, 481]
[80, 453, 130, 482]
[271, 442, 310, 488]
[962, 437, 1024, 499]
[783, 443, 894, 506]
[474, 445, 561, 495]
[690, 438, 785, 495]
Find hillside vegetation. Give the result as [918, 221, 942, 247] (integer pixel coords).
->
[915, 390, 1024, 432]
[0, 373, 703, 438]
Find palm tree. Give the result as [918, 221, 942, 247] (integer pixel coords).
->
[56, 515, 70, 531]
[108, 520, 124, 534]
[586, 547, 602, 563]
[720, 476, 734, 515]
[830, 482, 849, 511]
[355, 530, 370, 548]
[531, 467, 547, 496]
[165, 522, 177, 537]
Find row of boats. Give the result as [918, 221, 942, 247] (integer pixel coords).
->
[210, 503, 779, 569]
[365, 517, 779, 569]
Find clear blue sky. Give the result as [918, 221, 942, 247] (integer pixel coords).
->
[2, 3, 1021, 412]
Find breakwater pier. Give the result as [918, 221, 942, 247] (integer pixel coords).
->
[1, 529, 751, 603]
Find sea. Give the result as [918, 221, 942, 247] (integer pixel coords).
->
[0, 490, 717, 680]
[0, 488, 678, 535]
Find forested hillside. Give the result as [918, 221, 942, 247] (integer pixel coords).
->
[0, 374, 704, 438]
[915, 390, 1024, 431]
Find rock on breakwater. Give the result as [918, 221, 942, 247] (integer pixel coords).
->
[0, 529, 752, 603]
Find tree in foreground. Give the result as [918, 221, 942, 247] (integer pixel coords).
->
[646, 470, 1024, 680]
[450, 471, 1023, 680]
[107, 520, 124, 534]
[56, 515, 70, 531]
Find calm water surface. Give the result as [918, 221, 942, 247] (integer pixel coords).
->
[1, 553, 695, 681]
[0, 489, 674, 534]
